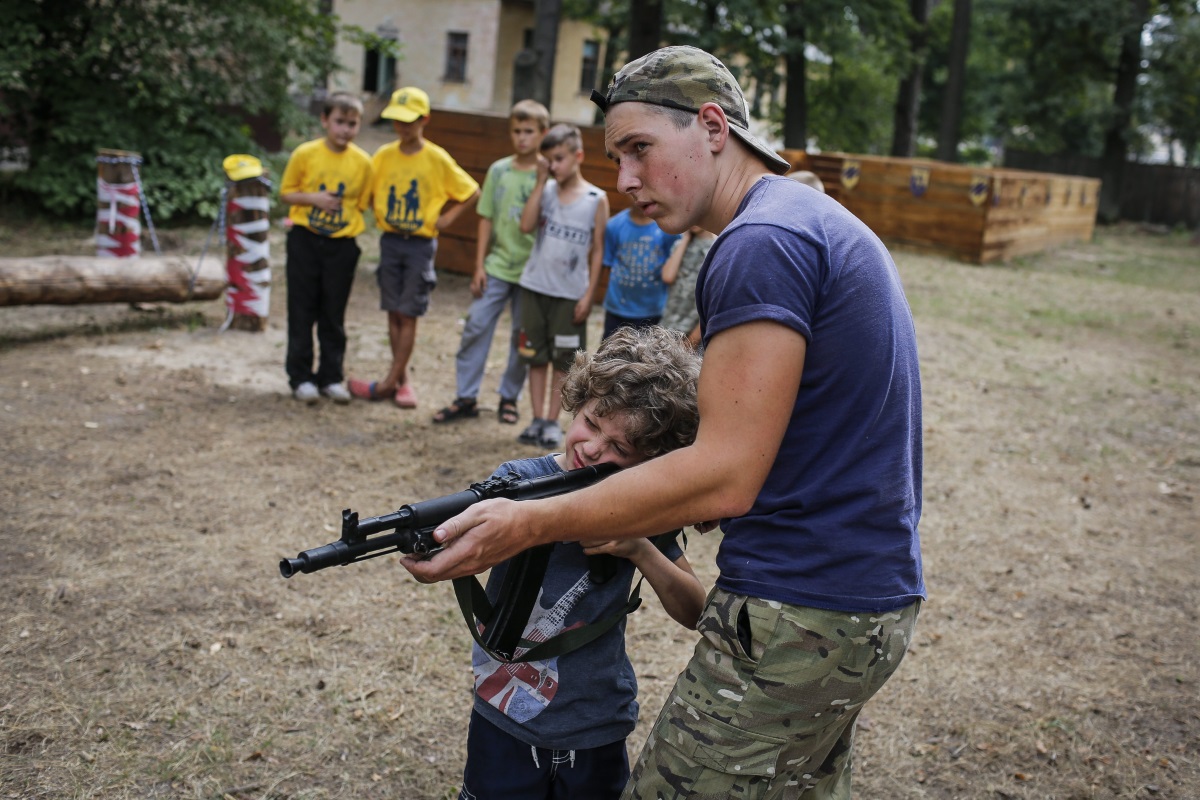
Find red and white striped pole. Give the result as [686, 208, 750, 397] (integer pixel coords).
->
[95, 149, 142, 258]
[221, 154, 272, 332]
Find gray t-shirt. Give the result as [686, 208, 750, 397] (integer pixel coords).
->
[518, 180, 605, 301]
[470, 455, 683, 750]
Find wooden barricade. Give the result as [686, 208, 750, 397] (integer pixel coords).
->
[422, 109, 1098, 267]
[784, 150, 1101, 264]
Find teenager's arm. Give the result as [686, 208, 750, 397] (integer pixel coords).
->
[472, 217, 493, 297]
[582, 538, 705, 629]
[661, 231, 693, 285]
[574, 192, 611, 324]
[402, 320, 805, 582]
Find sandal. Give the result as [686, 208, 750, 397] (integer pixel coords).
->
[432, 396, 478, 423]
[497, 397, 520, 425]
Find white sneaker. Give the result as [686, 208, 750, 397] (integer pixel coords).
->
[320, 382, 351, 405]
[293, 381, 319, 405]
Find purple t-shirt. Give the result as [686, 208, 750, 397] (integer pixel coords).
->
[698, 177, 924, 612]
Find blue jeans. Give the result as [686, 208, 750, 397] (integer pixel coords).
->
[456, 275, 526, 401]
[461, 710, 630, 800]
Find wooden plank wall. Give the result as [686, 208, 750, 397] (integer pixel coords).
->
[789, 150, 1100, 264]
[422, 109, 1097, 269]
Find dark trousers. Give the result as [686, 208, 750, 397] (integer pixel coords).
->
[285, 226, 360, 389]
[460, 710, 629, 800]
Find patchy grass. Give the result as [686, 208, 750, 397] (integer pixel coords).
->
[1, 222, 1198, 799]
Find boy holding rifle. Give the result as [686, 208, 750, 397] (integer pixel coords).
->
[459, 325, 706, 799]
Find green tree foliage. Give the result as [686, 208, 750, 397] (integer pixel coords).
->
[1141, 5, 1200, 164]
[0, 0, 343, 220]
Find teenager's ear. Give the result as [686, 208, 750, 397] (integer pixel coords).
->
[697, 103, 729, 154]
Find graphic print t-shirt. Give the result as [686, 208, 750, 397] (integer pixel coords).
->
[280, 138, 372, 238]
[471, 455, 683, 751]
[367, 140, 479, 238]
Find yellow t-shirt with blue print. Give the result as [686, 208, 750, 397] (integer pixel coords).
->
[367, 139, 479, 238]
[280, 138, 372, 238]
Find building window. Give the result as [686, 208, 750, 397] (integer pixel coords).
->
[362, 25, 398, 95]
[445, 31, 469, 82]
[363, 47, 397, 95]
[580, 40, 600, 92]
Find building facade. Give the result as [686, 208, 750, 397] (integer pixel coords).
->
[332, 0, 607, 125]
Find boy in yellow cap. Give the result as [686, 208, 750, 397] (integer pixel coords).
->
[351, 87, 481, 409]
[279, 91, 372, 405]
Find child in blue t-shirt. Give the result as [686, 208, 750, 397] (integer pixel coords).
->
[600, 205, 680, 340]
[459, 326, 707, 800]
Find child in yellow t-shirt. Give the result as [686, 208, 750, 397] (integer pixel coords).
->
[350, 86, 481, 409]
[279, 91, 372, 405]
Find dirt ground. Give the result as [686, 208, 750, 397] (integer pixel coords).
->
[1, 217, 1198, 800]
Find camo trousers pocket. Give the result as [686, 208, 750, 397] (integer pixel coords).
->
[623, 696, 784, 800]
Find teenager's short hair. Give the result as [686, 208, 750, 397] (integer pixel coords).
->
[540, 123, 583, 154]
[324, 91, 364, 117]
[561, 326, 701, 458]
[511, 99, 550, 131]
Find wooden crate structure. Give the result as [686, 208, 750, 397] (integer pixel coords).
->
[421, 110, 1098, 269]
[782, 150, 1101, 264]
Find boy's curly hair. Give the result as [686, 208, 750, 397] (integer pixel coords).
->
[561, 326, 701, 459]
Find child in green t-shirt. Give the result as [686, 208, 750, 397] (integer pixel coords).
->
[432, 100, 550, 426]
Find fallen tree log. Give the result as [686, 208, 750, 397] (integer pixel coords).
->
[0, 255, 227, 307]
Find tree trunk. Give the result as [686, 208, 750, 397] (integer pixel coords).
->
[627, 0, 663, 60]
[531, 0, 562, 111]
[782, 7, 808, 150]
[0, 255, 226, 307]
[1098, 0, 1150, 224]
[936, 0, 972, 162]
[891, 0, 932, 158]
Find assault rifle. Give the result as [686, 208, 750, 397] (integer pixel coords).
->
[279, 462, 620, 579]
[280, 461, 681, 664]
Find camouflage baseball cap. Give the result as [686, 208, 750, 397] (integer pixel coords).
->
[591, 45, 790, 175]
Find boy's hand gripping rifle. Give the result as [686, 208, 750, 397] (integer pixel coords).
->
[279, 462, 621, 579]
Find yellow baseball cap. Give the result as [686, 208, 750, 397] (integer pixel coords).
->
[381, 87, 431, 123]
[223, 154, 263, 181]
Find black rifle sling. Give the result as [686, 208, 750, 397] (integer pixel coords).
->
[480, 543, 553, 657]
[451, 530, 681, 664]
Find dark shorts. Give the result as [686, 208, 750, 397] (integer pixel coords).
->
[517, 288, 587, 373]
[377, 231, 437, 316]
[623, 589, 921, 799]
[461, 709, 629, 800]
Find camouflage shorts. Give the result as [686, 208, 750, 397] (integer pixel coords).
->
[622, 589, 921, 800]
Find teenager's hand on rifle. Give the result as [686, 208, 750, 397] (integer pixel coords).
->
[400, 498, 533, 582]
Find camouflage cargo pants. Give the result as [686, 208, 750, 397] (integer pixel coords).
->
[623, 588, 921, 800]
